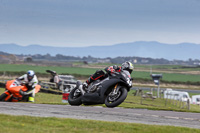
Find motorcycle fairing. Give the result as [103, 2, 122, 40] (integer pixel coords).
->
[1, 80, 41, 102]
[81, 93, 102, 104]
[81, 78, 128, 104]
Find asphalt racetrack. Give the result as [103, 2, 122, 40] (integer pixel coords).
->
[0, 102, 200, 129]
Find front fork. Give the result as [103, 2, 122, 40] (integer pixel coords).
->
[112, 84, 120, 95]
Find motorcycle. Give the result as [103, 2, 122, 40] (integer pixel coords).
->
[68, 70, 133, 108]
[0, 80, 41, 102]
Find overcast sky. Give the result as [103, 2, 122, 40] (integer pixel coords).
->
[0, 0, 200, 47]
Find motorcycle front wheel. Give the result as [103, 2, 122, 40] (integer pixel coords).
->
[68, 88, 83, 106]
[0, 93, 7, 101]
[105, 87, 128, 108]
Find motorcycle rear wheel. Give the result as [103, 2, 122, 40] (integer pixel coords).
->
[68, 88, 82, 106]
[105, 87, 128, 108]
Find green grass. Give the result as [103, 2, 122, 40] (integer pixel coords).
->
[35, 92, 63, 104]
[0, 64, 200, 83]
[0, 64, 97, 76]
[133, 71, 200, 83]
[1, 88, 200, 113]
[0, 114, 199, 133]
[135, 64, 181, 69]
[120, 90, 200, 113]
[135, 64, 200, 71]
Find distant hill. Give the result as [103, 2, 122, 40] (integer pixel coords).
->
[0, 41, 199, 60]
[0, 51, 11, 55]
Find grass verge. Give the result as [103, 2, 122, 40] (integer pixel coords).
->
[119, 90, 200, 113]
[1, 88, 200, 113]
[0, 114, 199, 133]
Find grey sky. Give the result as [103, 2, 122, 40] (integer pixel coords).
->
[0, 0, 200, 47]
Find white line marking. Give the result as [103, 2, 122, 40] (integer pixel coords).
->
[134, 113, 142, 116]
[164, 116, 180, 119]
[151, 115, 159, 117]
[183, 118, 195, 120]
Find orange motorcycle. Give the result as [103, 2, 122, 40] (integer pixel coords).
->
[0, 80, 40, 102]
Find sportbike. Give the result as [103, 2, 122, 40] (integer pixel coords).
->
[68, 70, 132, 108]
[0, 80, 40, 102]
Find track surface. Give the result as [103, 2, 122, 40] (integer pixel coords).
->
[0, 102, 200, 129]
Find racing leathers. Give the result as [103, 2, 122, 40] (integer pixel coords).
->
[17, 74, 38, 102]
[85, 65, 121, 86]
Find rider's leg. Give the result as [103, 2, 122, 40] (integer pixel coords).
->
[86, 70, 105, 85]
[28, 89, 35, 102]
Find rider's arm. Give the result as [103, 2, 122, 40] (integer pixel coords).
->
[30, 75, 38, 89]
[105, 65, 121, 74]
[114, 65, 121, 72]
[20, 76, 38, 95]
[16, 74, 26, 81]
[105, 66, 114, 73]
[20, 88, 35, 95]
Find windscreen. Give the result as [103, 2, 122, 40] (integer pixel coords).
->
[122, 70, 131, 78]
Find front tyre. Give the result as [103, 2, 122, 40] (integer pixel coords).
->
[105, 87, 128, 108]
[68, 88, 82, 106]
[0, 93, 8, 101]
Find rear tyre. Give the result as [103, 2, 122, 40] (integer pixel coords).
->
[68, 88, 82, 106]
[105, 87, 128, 108]
[0, 93, 8, 101]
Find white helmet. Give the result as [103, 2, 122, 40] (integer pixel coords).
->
[27, 70, 35, 81]
[121, 61, 134, 74]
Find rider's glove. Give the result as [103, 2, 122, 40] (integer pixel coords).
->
[113, 65, 118, 69]
[113, 65, 121, 71]
[20, 81, 26, 86]
[19, 89, 25, 96]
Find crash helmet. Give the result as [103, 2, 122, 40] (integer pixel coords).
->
[52, 71, 57, 76]
[121, 61, 134, 74]
[27, 70, 35, 81]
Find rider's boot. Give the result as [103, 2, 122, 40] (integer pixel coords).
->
[82, 76, 93, 91]
[82, 82, 88, 91]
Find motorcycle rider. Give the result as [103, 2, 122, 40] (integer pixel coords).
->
[83, 61, 134, 89]
[49, 71, 60, 89]
[16, 70, 38, 102]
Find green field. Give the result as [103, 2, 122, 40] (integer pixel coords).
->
[135, 64, 200, 71]
[1, 114, 199, 133]
[0, 64, 200, 83]
[0, 64, 96, 76]
[84, 63, 200, 71]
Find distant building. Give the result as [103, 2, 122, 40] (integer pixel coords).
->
[96, 59, 111, 63]
[24, 56, 33, 62]
[141, 59, 149, 63]
[0, 54, 19, 63]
